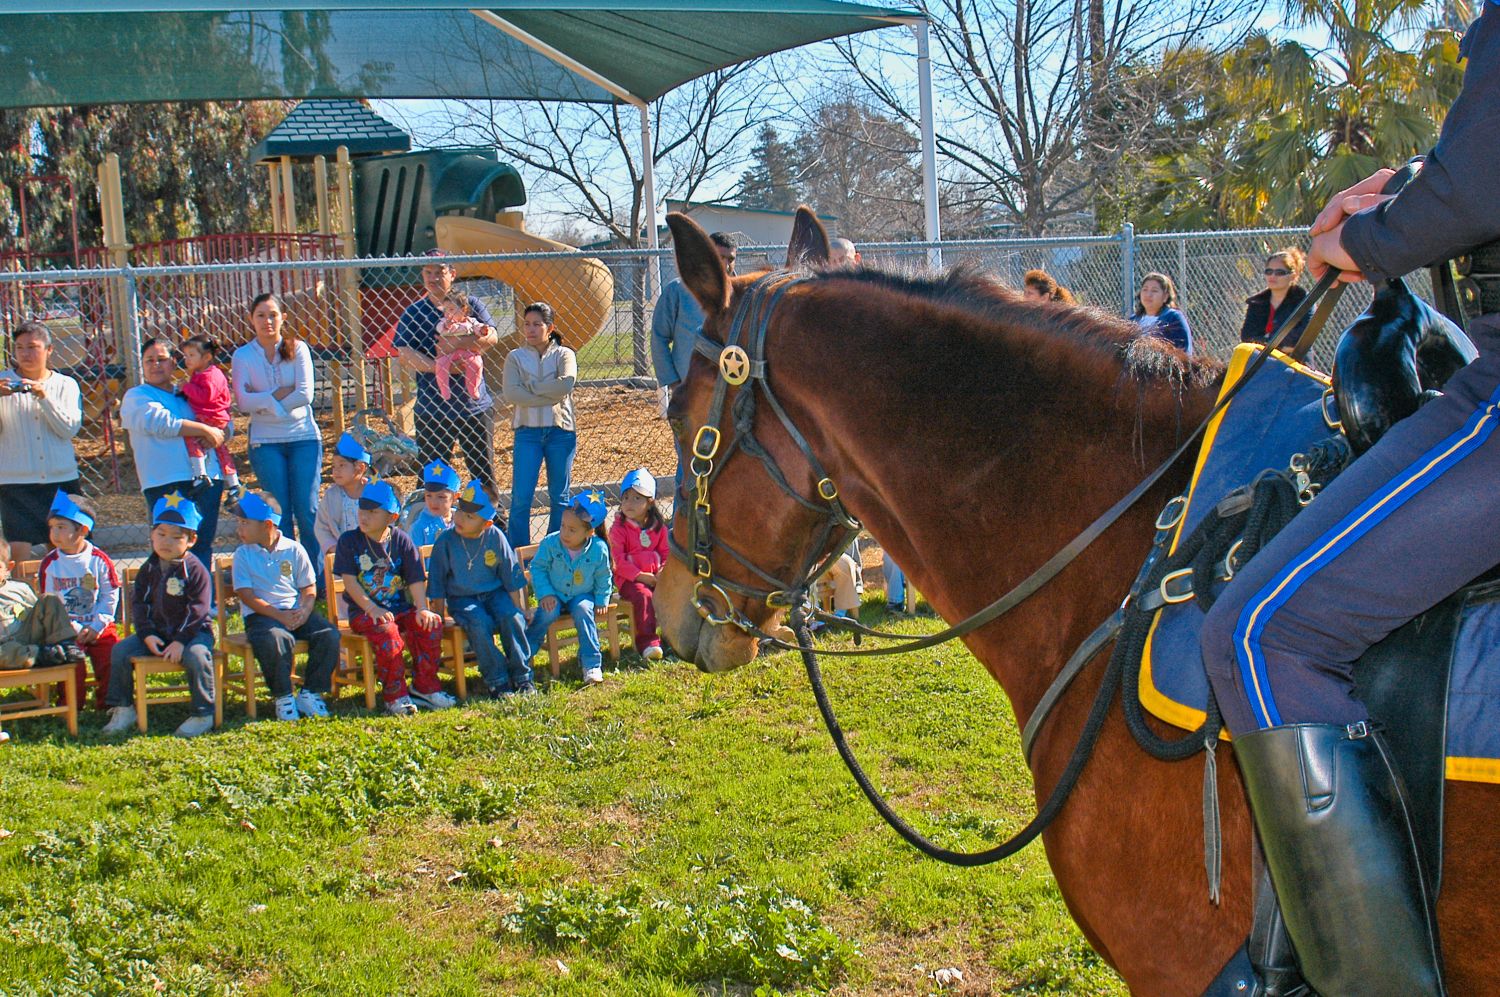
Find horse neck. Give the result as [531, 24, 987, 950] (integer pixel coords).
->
[771, 290, 1217, 720]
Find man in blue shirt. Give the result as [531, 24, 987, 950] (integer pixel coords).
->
[394, 250, 501, 498]
[652, 231, 736, 507]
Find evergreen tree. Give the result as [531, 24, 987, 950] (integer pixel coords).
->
[738, 124, 801, 212]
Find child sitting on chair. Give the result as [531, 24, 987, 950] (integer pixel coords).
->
[230, 491, 341, 722]
[427, 481, 534, 697]
[0, 535, 83, 670]
[409, 459, 459, 548]
[39, 491, 118, 710]
[101, 493, 216, 739]
[178, 335, 242, 500]
[608, 468, 669, 661]
[433, 290, 488, 401]
[315, 432, 372, 559]
[524, 490, 613, 686]
[333, 481, 454, 716]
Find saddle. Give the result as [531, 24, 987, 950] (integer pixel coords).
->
[1133, 289, 1488, 995]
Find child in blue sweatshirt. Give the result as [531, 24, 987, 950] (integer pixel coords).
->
[524, 490, 612, 685]
[427, 481, 533, 696]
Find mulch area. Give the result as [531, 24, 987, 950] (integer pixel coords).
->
[76, 384, 677, 538]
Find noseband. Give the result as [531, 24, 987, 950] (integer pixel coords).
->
[667, 270, 861, 634]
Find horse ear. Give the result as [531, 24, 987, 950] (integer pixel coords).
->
[666, 212, 730, 319]
[785, 206, 830, 269]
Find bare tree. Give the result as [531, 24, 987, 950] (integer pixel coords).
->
[419, 62, 785, 247]
[838, 0, 1263, 234]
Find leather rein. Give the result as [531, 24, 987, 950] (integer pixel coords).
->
[668, 266, 1343, 865]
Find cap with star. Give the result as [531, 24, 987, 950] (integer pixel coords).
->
[152, 491, 203, 531]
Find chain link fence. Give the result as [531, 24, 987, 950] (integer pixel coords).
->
[0, 225, 1443, 550]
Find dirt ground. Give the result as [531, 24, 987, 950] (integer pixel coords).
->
[77, 383, 678, 534]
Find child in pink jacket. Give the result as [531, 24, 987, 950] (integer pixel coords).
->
[607, 468, 669, 660]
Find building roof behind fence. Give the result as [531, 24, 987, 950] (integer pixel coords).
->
[0, 1, 923, 108]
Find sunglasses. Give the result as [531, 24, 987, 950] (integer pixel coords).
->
[1264, 268, 1292, 276]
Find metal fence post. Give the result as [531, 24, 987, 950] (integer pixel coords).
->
[121, 268, 142, 386]
[1120, 222, 1136, 315]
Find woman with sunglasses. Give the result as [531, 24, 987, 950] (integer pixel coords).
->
[1239, 247, 1309, 345]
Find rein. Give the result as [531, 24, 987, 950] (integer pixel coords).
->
[671, 265, 1342, 865]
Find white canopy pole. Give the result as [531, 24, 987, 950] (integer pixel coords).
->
[912, 18, 941, 268]
[639, 102, 661, 299]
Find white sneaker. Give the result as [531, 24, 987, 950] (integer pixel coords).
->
[174, 715, 214, 739]
[272, 694, 300, 721]
[642, 644, 664, 662]
[294, 690, 330, 718]
[408, 688, 458, 711]
[383, 695, 419, 717]
[582, 667, 605, 686]
[101, 705, 138, 736]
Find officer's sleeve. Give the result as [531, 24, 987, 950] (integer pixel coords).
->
[1342, 7, 1500, 281]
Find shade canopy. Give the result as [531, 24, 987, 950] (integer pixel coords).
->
[0, 1, 920, 109]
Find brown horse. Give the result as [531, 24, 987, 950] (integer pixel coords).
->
[655, 208, 1500, 995]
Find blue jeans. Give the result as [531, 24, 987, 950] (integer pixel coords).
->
[882, 554, 905, 606]
[248, 437, 323, 569]
[143, 479, 223, 582]
[448, 589, 532, 691]
[508, 427, 577, 551]
[525, 595, 600, 674]
[107, 630, 216, 717]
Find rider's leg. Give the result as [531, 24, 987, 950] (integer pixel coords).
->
[1201, 349, 1500, 997]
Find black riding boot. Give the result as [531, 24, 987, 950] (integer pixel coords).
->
[1233, 722, 1444, 997]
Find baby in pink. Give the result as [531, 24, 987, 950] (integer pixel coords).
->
[434, 291, 486, 401]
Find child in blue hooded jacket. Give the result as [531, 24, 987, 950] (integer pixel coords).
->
[524, 490, 612, 685]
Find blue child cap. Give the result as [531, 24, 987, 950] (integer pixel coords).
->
[456, 480, 497, 521]
[569, 488, 609, 528]
[48, 490, 95, 532]
[334, 431, 372, 464]
[229, 490, 281, 526]
[152, 491, 203, 532]
[423, 459, 461, 492]
[358, 480, 401, 515]
[619, 467, 657, 500]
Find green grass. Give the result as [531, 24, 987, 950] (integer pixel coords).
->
[0, 601, 1127, 996]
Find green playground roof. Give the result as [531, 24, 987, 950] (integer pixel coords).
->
[249, 99, 411, 162]
[0, 2, 922, 108]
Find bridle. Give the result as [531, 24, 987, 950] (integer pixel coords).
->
[668, 269, 864, 635]
[666, 261, 1344, 867]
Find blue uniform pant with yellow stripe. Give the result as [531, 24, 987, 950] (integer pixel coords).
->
[1201, 341, 1500, 735]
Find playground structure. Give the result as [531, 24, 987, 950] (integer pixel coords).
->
[1, 100, 618, 464]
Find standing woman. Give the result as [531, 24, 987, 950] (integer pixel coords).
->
[1132, 272, 1193, 355]
[230, 293, 322, 569]
[0, 321, 83, 547]
[501, 301, 577, 553]
[1240, 248, 1310, 345]
[120, 338, 225, 570]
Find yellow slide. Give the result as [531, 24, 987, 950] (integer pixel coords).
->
[435, 215, 615, 348]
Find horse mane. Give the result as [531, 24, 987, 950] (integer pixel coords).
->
[814, 261, 1224, 391]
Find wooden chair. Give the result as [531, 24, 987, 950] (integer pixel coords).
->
[119, 564, 224, 732]
[11, 557, 111, 707]
[419, 543, 472, 699]
[321, 551, 380, 710]
[212, 559, 312, 718]
[11, 559, 41, 591]
[0, 665, 78, 736]
[514, 544, 632, 680]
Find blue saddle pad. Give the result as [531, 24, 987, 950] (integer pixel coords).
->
[1138, 344, 1500, 783]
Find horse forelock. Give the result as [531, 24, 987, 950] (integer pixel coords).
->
[806, 261, 1223, 391]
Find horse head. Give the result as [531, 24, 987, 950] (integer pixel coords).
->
[657, 207, 841, 672]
